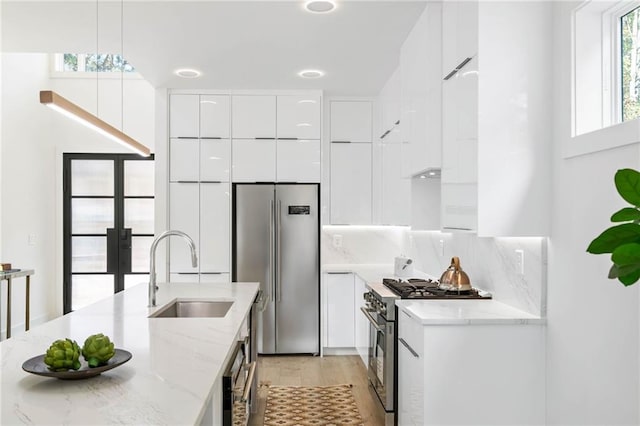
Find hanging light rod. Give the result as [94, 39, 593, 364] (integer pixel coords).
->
[39, 90, 151, 157]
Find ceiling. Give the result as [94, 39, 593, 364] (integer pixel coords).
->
[1, 1, 427, 95]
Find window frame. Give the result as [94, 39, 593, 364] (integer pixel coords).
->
[616, 2, 640, 123]
[50, 53, 142, 80]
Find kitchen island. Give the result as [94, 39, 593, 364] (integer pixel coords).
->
[0, 281, 259, 425]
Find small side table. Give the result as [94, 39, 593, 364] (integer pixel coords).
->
[0, 270, 34, 339]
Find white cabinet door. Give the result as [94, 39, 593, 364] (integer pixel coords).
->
[231, 95, 276, 139]
[277, 95, 321, 139]
[398, 309, 424, 426]
[457, 0, 479, 61]
[330, 101, 372, 143]
[170, 273, 200, 283]
[330, 143, 372, 224]
[381, 143, 411, 225]
[354, 275, 368, 367]
[169, 183, 199, 273]
[232, 139, 277, 182]
[325, 272, 355, 348]
[276, 140, 320, 182]
[200, 183, 230, 273]
[170, 94, 199, 138]
[200, 273, 231, 283]
[170, 139, 199, 182]
[200, 95, 230, 139]
[201, 139, 231, 182]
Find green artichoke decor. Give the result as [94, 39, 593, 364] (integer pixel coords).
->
[43, 338, 82, 371]
[82, 333, 116, 367]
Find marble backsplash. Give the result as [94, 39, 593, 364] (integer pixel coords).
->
[322, 226, 547, 316]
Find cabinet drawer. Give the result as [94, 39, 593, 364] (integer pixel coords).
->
[398, 308, 423, 357]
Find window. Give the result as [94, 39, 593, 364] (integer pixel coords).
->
[621, 6, 640, 121]
[54, 53, 135, 73]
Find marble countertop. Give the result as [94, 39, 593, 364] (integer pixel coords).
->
[322, 263, 543, 325]
[396, 299, 545, 325]
[0, 281, 259, 425]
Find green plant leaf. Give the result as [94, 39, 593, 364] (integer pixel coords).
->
[609, 263, 640, 278]
[586, 223, 640, 254]
[615, 169, 640, 207]
[618, 267, 640, 286]
[611, 207, 640, 222]
[612, 243, 640, 265]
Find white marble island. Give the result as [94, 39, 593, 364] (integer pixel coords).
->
[0, 281, 259, 426]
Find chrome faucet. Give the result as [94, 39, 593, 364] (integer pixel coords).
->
[149, 230, 198, 307]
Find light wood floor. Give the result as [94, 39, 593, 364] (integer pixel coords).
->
[248, 355, 385, 426]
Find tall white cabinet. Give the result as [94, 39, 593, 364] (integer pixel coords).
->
[329, 100, 373, 225]
[169, 94, 231, 282]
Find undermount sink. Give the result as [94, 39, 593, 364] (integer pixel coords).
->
[149, 299, 234, 318]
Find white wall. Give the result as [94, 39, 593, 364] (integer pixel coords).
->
[0, 53, 155, 336]
[547, 2, 640, 424]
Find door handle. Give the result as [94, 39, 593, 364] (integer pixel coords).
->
[399, 337, 419, 358]
[360, 307, 383, 332]
[276, 200, 282, 303]
[269, 200, 275, 303]
[241, 361, 257, 403]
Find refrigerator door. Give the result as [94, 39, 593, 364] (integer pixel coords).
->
[275, 184, 319, 353]
[235, 184, 276, 354]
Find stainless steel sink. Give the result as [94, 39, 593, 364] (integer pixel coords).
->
[149, 299, 233, 318]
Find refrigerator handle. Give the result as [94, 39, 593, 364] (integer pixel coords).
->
[270, 199, 275, 302]
[277, 200, 282, 303]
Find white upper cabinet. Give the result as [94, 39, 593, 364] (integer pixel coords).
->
[170, 139, 199, 182]
[330, 143, 372, 224]
[170, 94, 199, 138]
[381, 142, 411, 225]
[200, 139, 231, 182]
[277, 95, 321, 139]
[330, 101, 372, 143]
[231, 95, 276, 139]
[200, 95, 230, 139]
[232, 139, 277, 182]
[400, 2, 442, 177]
[277, 140, 320, 182]
[169, 182, 199, 273]
[442, 0, 478, 75]
[379, 68, 401, 133]
[200, 183, 230, 272]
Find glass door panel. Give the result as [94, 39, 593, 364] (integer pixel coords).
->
[64, 154, 155, 314]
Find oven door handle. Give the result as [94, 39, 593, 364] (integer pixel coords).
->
[360, 307, 383, 332]
[241, 361, 257, 403]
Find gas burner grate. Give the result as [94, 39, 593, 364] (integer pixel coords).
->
[382, 278, 491, 300]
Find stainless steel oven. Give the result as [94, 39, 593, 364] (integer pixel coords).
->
[222, 339, 257, 426]
[362, 290, 397, 426]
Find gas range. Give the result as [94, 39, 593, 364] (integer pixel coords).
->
[382, 278, 492, 300]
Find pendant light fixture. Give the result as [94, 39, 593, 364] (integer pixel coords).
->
[39, 0, 150, 157]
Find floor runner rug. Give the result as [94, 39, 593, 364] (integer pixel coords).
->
[263, 384, 364, 426]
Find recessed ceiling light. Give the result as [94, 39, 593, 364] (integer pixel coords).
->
[305, 0, 336, 13]
[175, 68, 201, 78]
[298, 69, 325, 79]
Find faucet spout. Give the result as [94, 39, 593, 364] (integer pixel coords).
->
[149, 230, 198, 307]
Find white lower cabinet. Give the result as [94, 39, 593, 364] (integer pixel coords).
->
[353, 275, 369, 367]
[276, 139, 320, 182]
[330, 143, 372, 224]
[396, 306, 545, 425]
[324, 272, 355, 348]
[398, 310, 424, 426]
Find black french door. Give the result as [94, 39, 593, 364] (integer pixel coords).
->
[63, 153, 155, 314]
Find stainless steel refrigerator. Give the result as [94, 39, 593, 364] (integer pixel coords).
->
[233, 184, 319, 354]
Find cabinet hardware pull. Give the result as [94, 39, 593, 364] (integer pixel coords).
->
[443, 57, 474, 81]
[177, 272, 198, 275]
[200, 137, 222, 139]
[176, 180, 198, 183]
[395, 120, 400, 125]
[201, 181, 223, 184]
[255, 137, 276, 140]
[442, 226, 473, 231]
[176, 136, 198, 139]
[278, 137, 298, 140]
[399, 337, 419, 358]
[326, 271, 351, 275]
[380, 130, 391, 139]
[360, 307, 383, 331]
[201, 272, 223, 275]
[331, 140, 351, 143]
[241, 361, 257, 403]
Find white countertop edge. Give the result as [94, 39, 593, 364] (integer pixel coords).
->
[396, 299, 546, 325]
